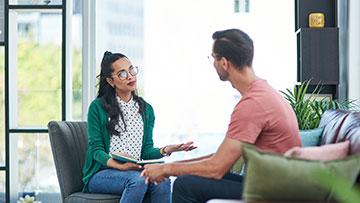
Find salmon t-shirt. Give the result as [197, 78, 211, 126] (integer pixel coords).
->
[226, 79, 301, 154]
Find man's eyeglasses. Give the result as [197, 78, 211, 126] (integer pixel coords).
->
[114, 66, 139, 80]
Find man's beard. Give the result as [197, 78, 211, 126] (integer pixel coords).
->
[218, 70, 229, 81]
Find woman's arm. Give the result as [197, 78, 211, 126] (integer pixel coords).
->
[141, 104, 163, 159]
[161, 141, 197, 155]
[87, 102, 112, 166]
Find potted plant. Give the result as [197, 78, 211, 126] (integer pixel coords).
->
[281, 80, 356, 130]
[280, 80, 357, 146]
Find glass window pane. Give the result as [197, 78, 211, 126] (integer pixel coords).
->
[0, 47, 4, 166]
[9, 0, 62, 5]
[71, 0, 82, 120]
[9, 11, 62, 128]
[0, 1, 4, 42]
[0, 171, 5, 203]
[16, 133, 60, 202]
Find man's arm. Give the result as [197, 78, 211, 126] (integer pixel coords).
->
[174, 153, 214, 163]
[142, 137, 243, 181]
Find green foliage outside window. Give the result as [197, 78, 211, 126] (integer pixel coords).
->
[18, 41, 81, 191]
[0, 40, 82, 192]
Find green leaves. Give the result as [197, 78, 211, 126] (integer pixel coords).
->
[281, 80, 357, 130]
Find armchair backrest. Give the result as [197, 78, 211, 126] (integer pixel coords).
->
[319, 109, 360, 155]
[48, 121, 88, 201]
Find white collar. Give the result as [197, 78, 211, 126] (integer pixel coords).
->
[116, 96, 134, 106]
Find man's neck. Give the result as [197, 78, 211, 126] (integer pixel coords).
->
[228, 66, 259, 95]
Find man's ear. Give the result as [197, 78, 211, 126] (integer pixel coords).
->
[220, 57, 230, 71]
[106, 77, 114, 88]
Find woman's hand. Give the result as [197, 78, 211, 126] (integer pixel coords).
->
[164, 141, 197, 154]
[119, 162, 143, 171]
[107, 158, 142, 171]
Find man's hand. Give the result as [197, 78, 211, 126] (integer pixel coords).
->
[140, 164, 169, 185]
[165, 141, 197, 154]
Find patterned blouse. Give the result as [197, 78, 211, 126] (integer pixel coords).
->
[109, 96, 144, 160]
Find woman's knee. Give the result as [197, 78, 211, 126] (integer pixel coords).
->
[128, 175, 146, 187]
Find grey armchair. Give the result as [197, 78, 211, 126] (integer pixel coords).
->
[48, 121, 120, 203]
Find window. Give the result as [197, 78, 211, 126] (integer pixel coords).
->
[16, 133, 59, 195]
[234, 0, 250, 13]
[4, 0, 82, 202]
[9, 11, 62, 128]
[8, 10, 62, 201]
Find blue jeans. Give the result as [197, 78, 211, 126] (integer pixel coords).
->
[88, 169, 171, 203]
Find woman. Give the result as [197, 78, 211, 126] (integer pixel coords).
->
[82, 51, 196, 203]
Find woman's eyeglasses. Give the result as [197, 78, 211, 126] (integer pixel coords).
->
[115, 66, 139, 80]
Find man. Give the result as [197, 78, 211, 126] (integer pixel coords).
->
[141, 28, 301, 202]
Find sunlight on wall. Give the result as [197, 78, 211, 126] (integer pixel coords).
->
[95, 0, 296, 159]
[143, 0, 296, 158]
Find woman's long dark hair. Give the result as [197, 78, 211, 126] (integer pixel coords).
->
[97, 51, 145, 136]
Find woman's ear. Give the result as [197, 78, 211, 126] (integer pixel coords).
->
[106, 77, 115, 88]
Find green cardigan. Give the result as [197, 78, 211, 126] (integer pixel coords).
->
[82, 98, 163, 192]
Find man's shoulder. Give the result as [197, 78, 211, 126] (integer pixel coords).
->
[235, 96, 262, 112]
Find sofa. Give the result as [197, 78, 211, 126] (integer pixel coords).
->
[209, 109, 360, 203]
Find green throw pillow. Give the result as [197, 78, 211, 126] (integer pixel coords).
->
[242, 144, 360, 202]
[300, 127, 324, 147]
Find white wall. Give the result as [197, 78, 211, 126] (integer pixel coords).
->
[348, 0, 360, 105]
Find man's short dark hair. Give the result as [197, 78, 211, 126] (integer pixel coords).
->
[212, 29, 254, 70]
